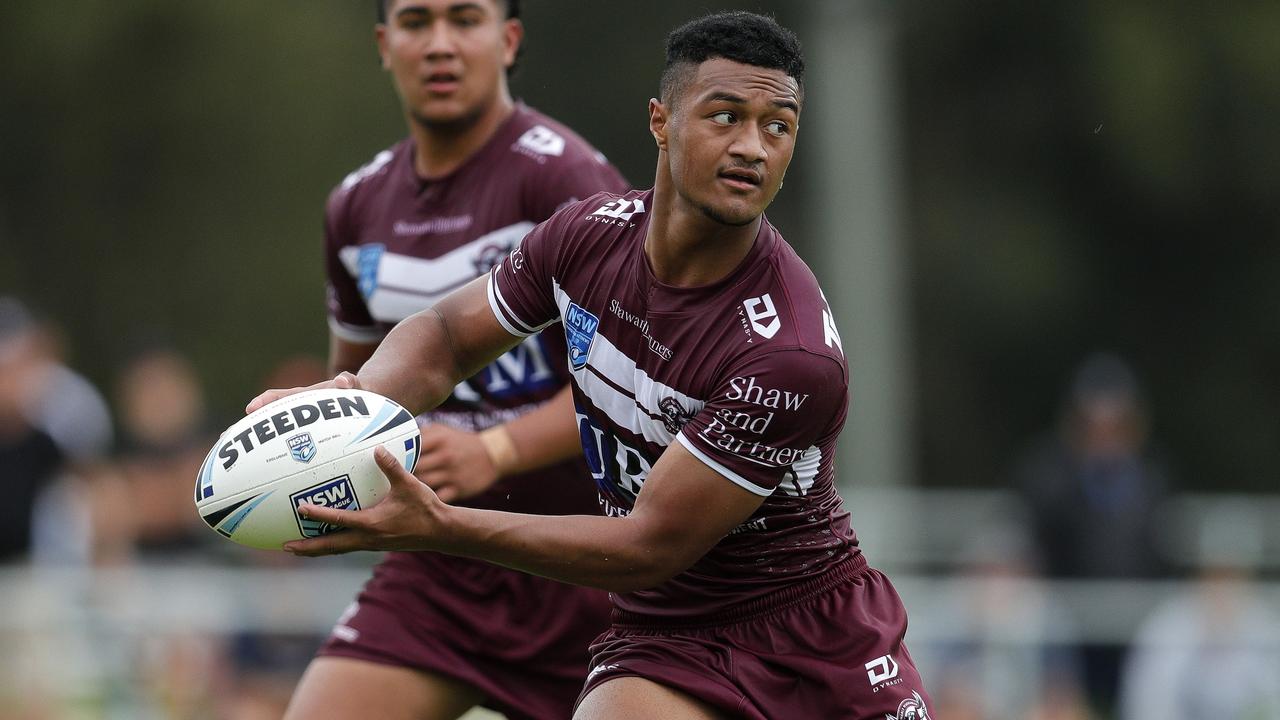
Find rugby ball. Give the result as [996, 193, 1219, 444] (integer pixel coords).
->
[194, 388, 421, 549]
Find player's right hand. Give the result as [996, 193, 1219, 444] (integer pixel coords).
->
[414, 424, 500, 503]
[245, 371, 362, 414]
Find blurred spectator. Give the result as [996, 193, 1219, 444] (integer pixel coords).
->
[114, 346, 216, 556]
[928, 522, 1092, 720]
[0, 297, 112, 563]
[1014, 352, 1175, 712]
[1118, 504, 1280, 719]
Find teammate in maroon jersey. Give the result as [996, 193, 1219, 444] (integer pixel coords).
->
[283, 1, 628, 719]
[258, 11, 930, 720]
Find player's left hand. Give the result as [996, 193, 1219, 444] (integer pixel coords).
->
[283, 446, 446, 556]
[414, 424, 499, 503]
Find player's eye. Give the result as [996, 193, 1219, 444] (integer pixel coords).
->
[452, 11, 484, 27]
[764, 120, 791, 137]
[710, 111, 735, 125]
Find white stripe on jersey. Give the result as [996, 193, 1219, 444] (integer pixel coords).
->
[551, 283, 706, 446]
[328, 316, 385, 344]
[778, 445, 820, 497]
[488, 271, 553, 337]
[340, 221, 534, 323]
[676, 434, 773, 497]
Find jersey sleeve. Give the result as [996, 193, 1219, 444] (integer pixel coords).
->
[486, 205, 573, 338]
[677, 349, 847, 496]
[323, 188, 382, 344]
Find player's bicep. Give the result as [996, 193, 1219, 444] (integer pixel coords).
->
[627, 441, 766, 572]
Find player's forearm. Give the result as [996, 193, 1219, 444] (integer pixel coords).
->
[435, 506, 692, 593]
[484, 386, 582, 476]
[356, 308, 464, 414]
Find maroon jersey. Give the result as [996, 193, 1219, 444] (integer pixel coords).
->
[325, 103, 628, 516]
[489, 189, 858, 617]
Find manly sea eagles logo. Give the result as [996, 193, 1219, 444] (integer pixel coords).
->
[564, 302, 599, 371]
[886, 691, 931, 720]
[659, 397, 693, 434]
[473, 241, 513, 276]
[287, 432, 317, 463]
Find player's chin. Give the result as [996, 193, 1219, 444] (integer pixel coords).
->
[700, 199, 763, 227]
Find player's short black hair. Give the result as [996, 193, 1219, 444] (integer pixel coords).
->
[660, 12, 805, 107]
[374, 0, 523, 77]
[376, 0, 520, 24]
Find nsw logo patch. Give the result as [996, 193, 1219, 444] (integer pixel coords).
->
[290, 475, 360, 538]
[287, 432, 317, 463]
[564, 302, 599, 370]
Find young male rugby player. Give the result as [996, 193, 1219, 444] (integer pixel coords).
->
[261, 11, 931, 720]
[283, 1, 627, 719]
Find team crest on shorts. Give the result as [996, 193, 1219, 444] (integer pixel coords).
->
[290, 475, 360, 538]
[885, 691, 930, 720]
[564, 302, 599, 371]
[287, 432, 317, 463]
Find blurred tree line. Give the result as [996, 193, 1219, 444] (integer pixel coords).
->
[1, 1, 1275, 492]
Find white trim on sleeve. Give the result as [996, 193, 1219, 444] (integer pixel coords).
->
[327, 316, 385, 344]
[675, 433, 774, 497]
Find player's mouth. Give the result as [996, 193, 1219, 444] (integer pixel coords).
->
[718, 167, 762, 192]
[423, 71, 461, 94]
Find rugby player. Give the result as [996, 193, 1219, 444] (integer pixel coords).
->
[282, 1, 627, 719]
[260, 11, 931, 719]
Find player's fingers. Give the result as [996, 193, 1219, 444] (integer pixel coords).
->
[375, 445, 419, 489]
[246, 387, 301, 414]
[283, 532, 361, 557]
[295, 502, 369, 531]
[333, 371, 361, 389]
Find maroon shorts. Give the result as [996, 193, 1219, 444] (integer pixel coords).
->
[318, 551, 613, 720]
[579, 555, 932, 720]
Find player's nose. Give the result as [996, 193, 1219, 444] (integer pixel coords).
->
[727, 125, 767, 164]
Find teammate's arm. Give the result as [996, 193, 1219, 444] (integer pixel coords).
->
[327, 317, 581, 502]
[286, 438, 765, 593]
[329, 334, 378, 376]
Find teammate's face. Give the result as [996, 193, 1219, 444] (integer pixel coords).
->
[653, 58, 800, 227]
[377, 0, 521, 130]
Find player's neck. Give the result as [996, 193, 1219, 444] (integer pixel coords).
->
[644, 176, 762, 288]
[407, 95, 515, 180]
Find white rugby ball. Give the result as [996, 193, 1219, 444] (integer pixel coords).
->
[194, 388, 421, 549]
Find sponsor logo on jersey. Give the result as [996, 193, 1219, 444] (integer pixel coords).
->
[608, 299, 672, 361]
[513, 124, 565, 160]
[356, 244, 384, 299]
[658, 397, 693, 433]
[885, 691, 930, 720]
[291, 475, 360, 538]
[578, 411, 651, 510]
[741, 293, 781, 339]
[866, 655, 901, 688]
[588, 198, 646, 226]
[287, 432, 317, 463]
[726, 376, 810, 411]
[393, 215, 472, 236]
[564, 302, 600, 371]
[217, 395, 370, 471]
[507, 245, 525, 271]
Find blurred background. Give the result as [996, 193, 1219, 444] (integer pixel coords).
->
[2, 1, 1277, 718]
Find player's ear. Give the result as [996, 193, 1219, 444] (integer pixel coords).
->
[375, 24, 391, 70]
[649, 98, 669, 151]
[501, 18, 524, 68]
